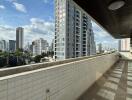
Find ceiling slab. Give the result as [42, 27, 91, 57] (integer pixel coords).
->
[73, 0, 132, 39]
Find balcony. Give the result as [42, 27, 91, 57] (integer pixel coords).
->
[0, 0, 131, 100]
[78, 59, 130, 100]
[0, 52, 122, 100]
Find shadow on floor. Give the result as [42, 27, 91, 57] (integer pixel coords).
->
[77, 61, 128, 100]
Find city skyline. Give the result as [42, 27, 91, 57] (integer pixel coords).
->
[0, 26, 52, 53]
[0, 0, 118, 48]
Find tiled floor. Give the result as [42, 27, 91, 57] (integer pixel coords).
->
[78, 60, 132, 100]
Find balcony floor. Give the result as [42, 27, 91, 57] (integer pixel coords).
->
[78, 60, 132, 100]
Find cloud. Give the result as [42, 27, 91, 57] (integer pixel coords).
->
[6, 0, 17, 2]
[42, 0, 53, 5]
[43, 0, 48, 3]
[0, 18, 54, 45]
[23, 18, 54, 43]
[92, 21, 118, 49]
[26, 18, 54, 36]
[0, 25, 15, 41]
[92, 22, 110, 38]
[0, 5, 5, 9]
[13, 2, 27, 13]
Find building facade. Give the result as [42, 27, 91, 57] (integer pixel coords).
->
[0, 40, 8, 52]
[118, 38, 130, 52]
[54, 0, 96, 60]
[2, 40, 6, 51]
[0, 41, 4, 51]
[9, 40, 16, 52]
[49, 39, 54, 52]
[33, 38, 49, 56]
[96, 43, 103, 53]
[16, 27, 24, 50]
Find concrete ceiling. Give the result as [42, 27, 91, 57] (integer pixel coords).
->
[73, 0, 132, 39]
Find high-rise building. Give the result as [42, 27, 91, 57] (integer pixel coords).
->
[54, 0, 96, 60]
[33, 38, 49, 56]
[6, 42, 9, 52]
[96, 43, 103, 53]
[118, 40, 121, 51]
[49, 39, 54, 52]
[9, 40, 16, 52]
[16, 27, 24, 50]
[118, 38, 130, 51]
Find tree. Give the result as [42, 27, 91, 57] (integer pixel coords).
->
[8, 56, 17, 67]
[41, 52, 47, 58]
[0, 52, 3, 57]
[50, 51, 54, 57]
[3, 52, 9, 57]
[0, 57, 7, 67]
[15, 49, 23, 56]
[0, 51, 9, 58]
[47, 51, 54, 57]
[34, 55, 42, 63]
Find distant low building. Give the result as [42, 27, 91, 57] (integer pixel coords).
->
[29, 44, 33, 53]
[24, 42, 30, 51]
[9, 40, 16, 52]
[0, 40, 8, 52]
[2, 40, 6, 51]
[0, 41, 3, 51]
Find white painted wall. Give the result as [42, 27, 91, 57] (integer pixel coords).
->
[0, 53, 118, 100]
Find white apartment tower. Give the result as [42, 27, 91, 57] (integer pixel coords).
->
[54, 0, 96, 60]
[33, 38, 49, 56]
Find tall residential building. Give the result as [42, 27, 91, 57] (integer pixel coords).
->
[118, 38, 130, 51]
[9, 40, 16, 52]
[54, 0, 96, 60]
[16, 27, 24, 50]
[33, 38, 49, 56]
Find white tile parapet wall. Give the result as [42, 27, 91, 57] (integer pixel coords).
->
[0, 52, 119, 100]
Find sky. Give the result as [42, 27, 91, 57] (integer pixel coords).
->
[0, 0, 118, 48]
